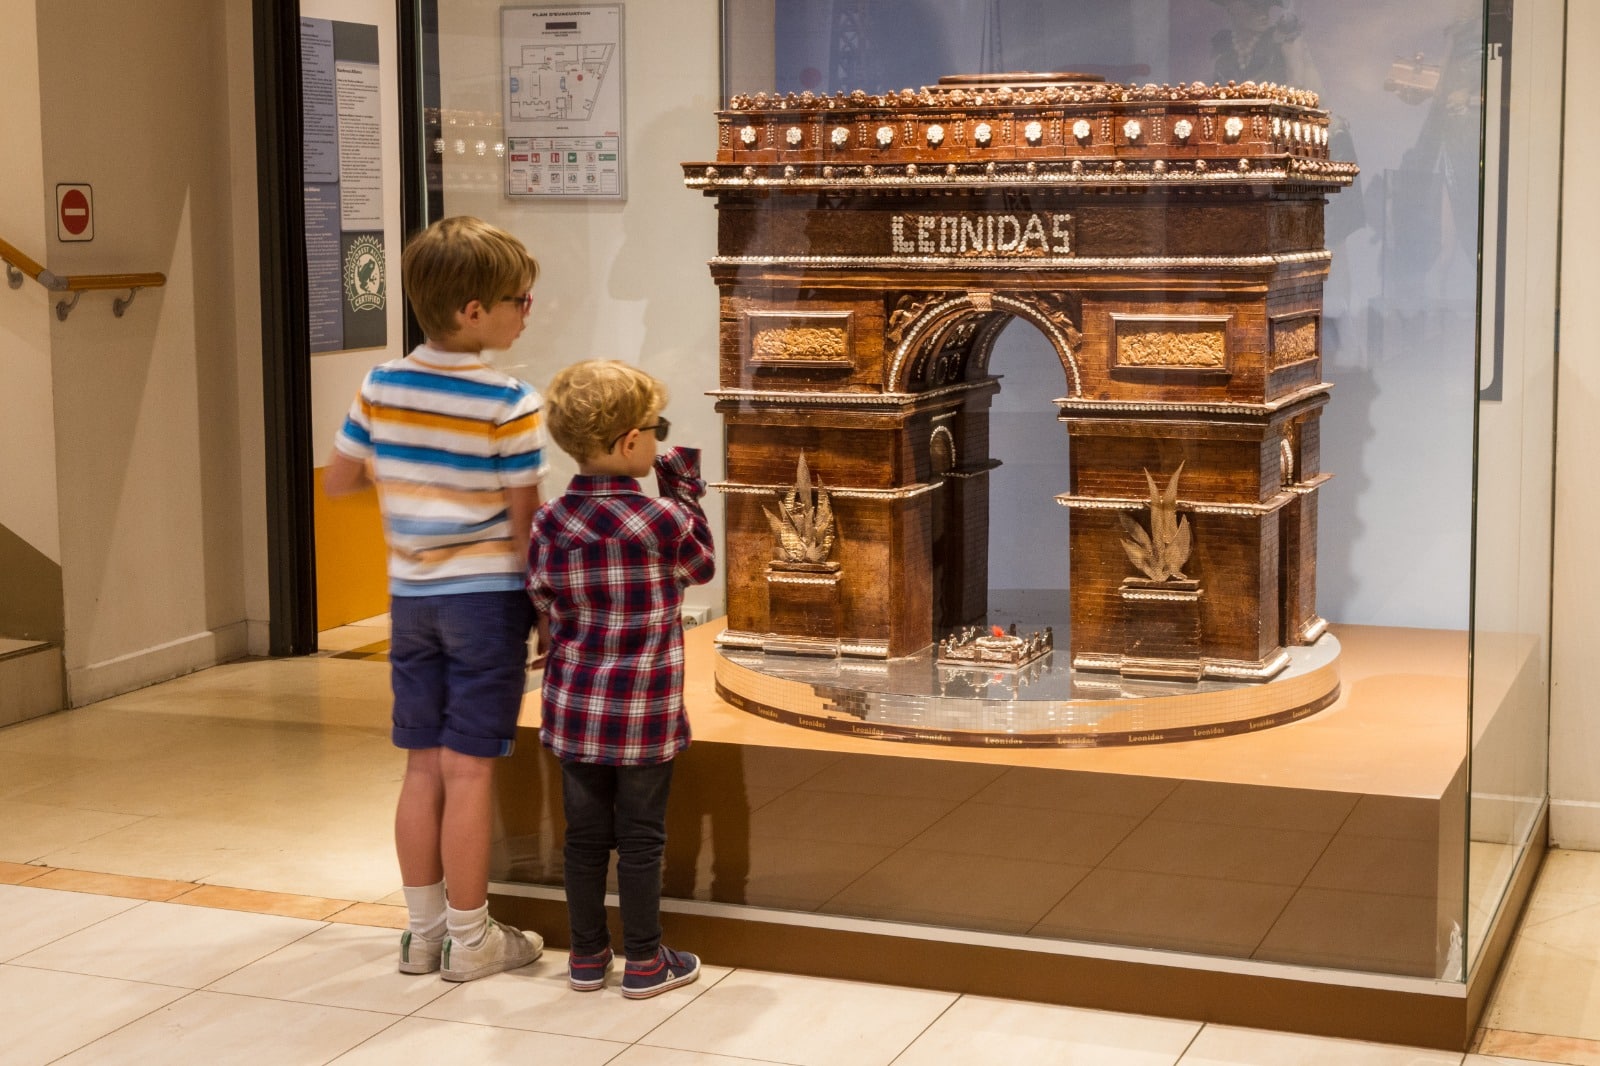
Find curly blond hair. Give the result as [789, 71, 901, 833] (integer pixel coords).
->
[401, 216, 538, 340]
[544, 360, 667, 461]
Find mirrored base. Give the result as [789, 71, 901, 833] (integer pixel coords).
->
[714, 634, 1341, 748]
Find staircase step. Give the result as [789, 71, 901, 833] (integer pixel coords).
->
[0, 642, 64, 726]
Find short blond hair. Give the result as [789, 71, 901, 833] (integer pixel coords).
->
[545, 360, 667, 461]
[401, 216, 538, 340]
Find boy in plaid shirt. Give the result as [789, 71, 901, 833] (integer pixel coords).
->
[528, 360, 716, 999]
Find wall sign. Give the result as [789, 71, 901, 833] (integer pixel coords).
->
[300, 17, 387, 354]
[501, 5, 626, 200]
[56, 184, 93, 242]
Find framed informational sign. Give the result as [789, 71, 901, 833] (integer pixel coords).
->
[300, 17, 388, 353]
[500, 4, 626, 200]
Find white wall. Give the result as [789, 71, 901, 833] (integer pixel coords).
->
[1551, 2, 1600, 850]
[435, 0, 726, 614]
[34, 0, 264, 702]
[0, 0, 61, 570]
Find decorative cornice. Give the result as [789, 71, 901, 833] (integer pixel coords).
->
[709, 378, 995, 409]
[724, 81, 1323, 112]
[1055, 492, 1297, 517]
[1055, 382, 1332, 418]
[686, 159, 1355, 193]
[717, 480, 941, 501]
[709, 251, 1333, 273]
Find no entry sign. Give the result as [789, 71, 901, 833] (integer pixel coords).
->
[57, 184, 93, 241]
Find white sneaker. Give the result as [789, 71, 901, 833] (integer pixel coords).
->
[398, 930, 444, 974]
[441, 918, 543, 982]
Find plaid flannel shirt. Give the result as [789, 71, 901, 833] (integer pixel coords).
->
[528, 446, 716, 765]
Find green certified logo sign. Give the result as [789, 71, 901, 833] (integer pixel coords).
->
[343, 235, 386, 312]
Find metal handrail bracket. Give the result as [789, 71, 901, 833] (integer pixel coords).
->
[1, 235, 165, 320]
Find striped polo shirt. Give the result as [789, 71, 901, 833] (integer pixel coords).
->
[334, 345, 548, 596]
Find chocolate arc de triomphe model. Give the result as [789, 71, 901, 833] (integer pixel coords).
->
[683, 73, 1355, 684]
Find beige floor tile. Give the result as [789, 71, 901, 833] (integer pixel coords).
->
[51, 989, 395, 1066]
[0, 884, 143, 964]
[1529, 849, 1600, 899]
[1152, 780, 1358, 834]
[1102, 819, 1333, 887]
[640, 968, 955, 1066]
[0, 861, 49, 885]
[1256, 888, 1442, 976]
[607, 1047, 784, 1066]
[0, 964, 188, 1066]
[0, 749, 109, 801]
[328, 1016, 625, 1066]
[1482, 923, 1600, 1040]
[200, 849, 402, 906]
[208, 923, 454, 1014]
[13, 899, 323, 988]
[971, 767, 1179, 817]
[820, 847, 1089, 933]
[1476, 1030, 1600, 1065]
[171, 884, 350, 920]
[907, 801, 1141, 866]
[33, 815, 270, 883]
[418, 952, 729, 1043]
[1032, 868, 1294, 956]
[1176, 1024, 1465, 1065]
[29, 868, 194, 901]
[894, 995, 1199, 1066]
[749, 788, 959, 848]
[328, 902, 409, 929]
[0, 801, 145, 864]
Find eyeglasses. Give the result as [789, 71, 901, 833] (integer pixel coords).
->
[499, 291, 533, 314]
[608, 416, 671, 452]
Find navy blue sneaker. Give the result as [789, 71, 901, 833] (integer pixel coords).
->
[568, 946, 613, 991]
[621, 945, 700, 999]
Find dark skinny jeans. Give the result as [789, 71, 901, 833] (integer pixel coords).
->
[560, 758, 675, 961]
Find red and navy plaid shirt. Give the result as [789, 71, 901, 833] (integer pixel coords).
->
[528, 446, 716, 765]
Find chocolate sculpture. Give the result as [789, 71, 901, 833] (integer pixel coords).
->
[685, 73, 1354, 683]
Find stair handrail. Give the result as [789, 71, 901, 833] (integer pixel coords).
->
[1, 235, 167, 320]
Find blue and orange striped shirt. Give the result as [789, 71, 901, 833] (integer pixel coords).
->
[334, 345, 548, 596]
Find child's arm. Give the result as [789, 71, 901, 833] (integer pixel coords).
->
[508, 483, 541, 566]
[323, 451, 371, 496]
[655, 447, 717, 587]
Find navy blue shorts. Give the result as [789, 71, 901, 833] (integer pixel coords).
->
[389, 590, 536, 758]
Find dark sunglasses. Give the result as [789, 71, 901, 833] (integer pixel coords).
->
[499, 291, 533, 314]
[608, 416, 671, 452]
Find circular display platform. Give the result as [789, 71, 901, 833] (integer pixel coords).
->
[714, 635, 1341, 748]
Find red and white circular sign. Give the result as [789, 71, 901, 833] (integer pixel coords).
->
[57, 185, 93, 241]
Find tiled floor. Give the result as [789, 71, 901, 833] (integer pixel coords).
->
[0, 631, 1595, 1064]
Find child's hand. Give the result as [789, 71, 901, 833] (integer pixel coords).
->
[529, 615, 551, 670]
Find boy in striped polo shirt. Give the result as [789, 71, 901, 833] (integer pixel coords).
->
[326, 216, 546, 982]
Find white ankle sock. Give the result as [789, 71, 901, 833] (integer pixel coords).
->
[402, 881, 447, 940]
[446, 902, 489, 948]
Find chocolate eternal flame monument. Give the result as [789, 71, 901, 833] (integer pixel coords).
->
[683, 74, 1354, 742]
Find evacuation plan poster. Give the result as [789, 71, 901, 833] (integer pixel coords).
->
[501, 5, 626, 200]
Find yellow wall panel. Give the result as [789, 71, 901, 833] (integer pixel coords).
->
[314, 467, 389, 631]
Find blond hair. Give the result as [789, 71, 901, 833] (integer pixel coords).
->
[545, 360, 667, 461]
[401, 216, 538, 340]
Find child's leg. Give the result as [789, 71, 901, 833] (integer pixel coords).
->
[438, 748, 496, 910]
[613, 761, 675, 962]
[561, 760, 619, 956]
[394, 747, 445, 887]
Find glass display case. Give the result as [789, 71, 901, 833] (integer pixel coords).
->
[405, 0, 1559, 1048]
